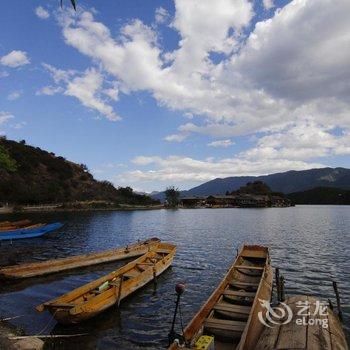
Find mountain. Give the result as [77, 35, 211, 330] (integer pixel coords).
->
[152, 167, 350, 201]
[0, 138, 158, 206]
[287, 187, 350, 205]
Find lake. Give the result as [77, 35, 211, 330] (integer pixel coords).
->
[0, 206, 349, 349]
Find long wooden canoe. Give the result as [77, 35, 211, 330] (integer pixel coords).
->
[256, 295, 349, 350]
[0, 238, 160, 280]
[169, 245, 273, 350]
[36, 242, 176, 324]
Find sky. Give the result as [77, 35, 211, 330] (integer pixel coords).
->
[0, 0, 350, 192]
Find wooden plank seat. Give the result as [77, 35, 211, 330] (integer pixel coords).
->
[204, 318, 246, 338]
[214, 303, 251, 315]
[223, 290, 256, 298]
[230, 281, 259, 290]
[234, 265, 264, 270]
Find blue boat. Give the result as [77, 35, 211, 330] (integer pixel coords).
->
[0, 222, 64, 241]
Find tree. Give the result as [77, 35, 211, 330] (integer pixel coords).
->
[165, 186, 180, 207]
[0, 144, 17, 172]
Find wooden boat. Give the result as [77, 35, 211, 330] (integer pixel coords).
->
[36, 242, 176, 324]
[0, 238, 160, 280]
[256, 295, 349, 350]
[0, 219, 32, 231]
[169, 245, 273, 350]
[0, 222, 63, 241]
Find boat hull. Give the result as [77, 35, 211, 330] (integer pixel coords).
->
[0, 222, 63, 241]
[169, 245, 273, 350]
[0, 238, 160, 280]
[36, 243, 176, 324]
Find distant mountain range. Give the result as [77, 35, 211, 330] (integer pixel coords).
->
[152, 167, 350, 201]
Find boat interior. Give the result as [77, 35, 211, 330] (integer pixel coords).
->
[38, 243, 174, 312]
[196, 246, 269, 350]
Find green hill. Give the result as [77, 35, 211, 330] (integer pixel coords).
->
[0, 137, 158, 206]
[287, 187, 350, 205]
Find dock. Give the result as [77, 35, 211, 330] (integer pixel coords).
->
[256, 295, 348, 349]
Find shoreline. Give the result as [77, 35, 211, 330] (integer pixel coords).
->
[0, 204, 165, 214]
[0, 319, 15, 350]
[0, 318, 43, 350]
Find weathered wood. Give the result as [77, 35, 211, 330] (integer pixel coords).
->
[36, 242, 176, 324]
[223, 290, 256, 298]
[333, 281, 343, 321]
[255, 324, 280, 350]
[235, 265, 264, 270]
[204, 318, 246, 332]
[307, 296, 332, 350]
[237, 265, 273, 350]
[255, 296, 348, 350]
[276, 299, 307, 349]
[213, 303, 251, 315]
[0, 238, 160, 280]
[230, 281, 259, 289]
[168, 245, 272, 350]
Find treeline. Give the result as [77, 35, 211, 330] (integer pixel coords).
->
[287, 187, 350, 205]
[0, 137, 158, 206]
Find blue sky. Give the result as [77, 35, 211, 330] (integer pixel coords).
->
[1, 0, 349, 192]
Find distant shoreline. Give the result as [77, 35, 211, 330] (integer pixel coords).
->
[0, 204, 164, 214]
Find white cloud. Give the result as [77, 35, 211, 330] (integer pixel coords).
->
[155, 7, 169, 24]
[103, 83, 119, 101]
[53, 1, 350, 188]
[40, 63, 120, 121]
[119, 155, 324, 184]
[0, 50, 30, 68]
[36, 85, 64, 96]
[7, 90, 22, 101]
[55, 1, 350, 135]
[164, 133, 188, 142]
[35, 6, 50, 20]
[263, 0, 274, 10]
[65, 68, 120, 121]
[42, 63, 75, 83]
[11, 121, 27, 130]
[208, 139, 234, 148]
[242, 119, 350, 160]
[0, 112, 14, 125]
[0, 71, 9, 78]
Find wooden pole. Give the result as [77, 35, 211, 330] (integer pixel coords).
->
[332, 281, 343, 321]
[280, 275, 285, 302]
[275, 268, 280, 302]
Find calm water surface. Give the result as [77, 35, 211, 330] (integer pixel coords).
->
[0, 206, 349, 349]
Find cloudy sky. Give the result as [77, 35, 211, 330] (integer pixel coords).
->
[1, 0, 350, 192]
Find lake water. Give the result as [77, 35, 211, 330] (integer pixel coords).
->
[0, 206, 349, 349]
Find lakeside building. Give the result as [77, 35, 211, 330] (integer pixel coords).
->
[181, 194, 292, 208]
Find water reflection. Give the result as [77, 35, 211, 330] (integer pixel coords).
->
[0, 206, 349, 348]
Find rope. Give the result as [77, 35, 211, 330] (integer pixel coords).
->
[36, 310, 58, 336]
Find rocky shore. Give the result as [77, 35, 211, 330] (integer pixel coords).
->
[0, 319, 43, 350]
